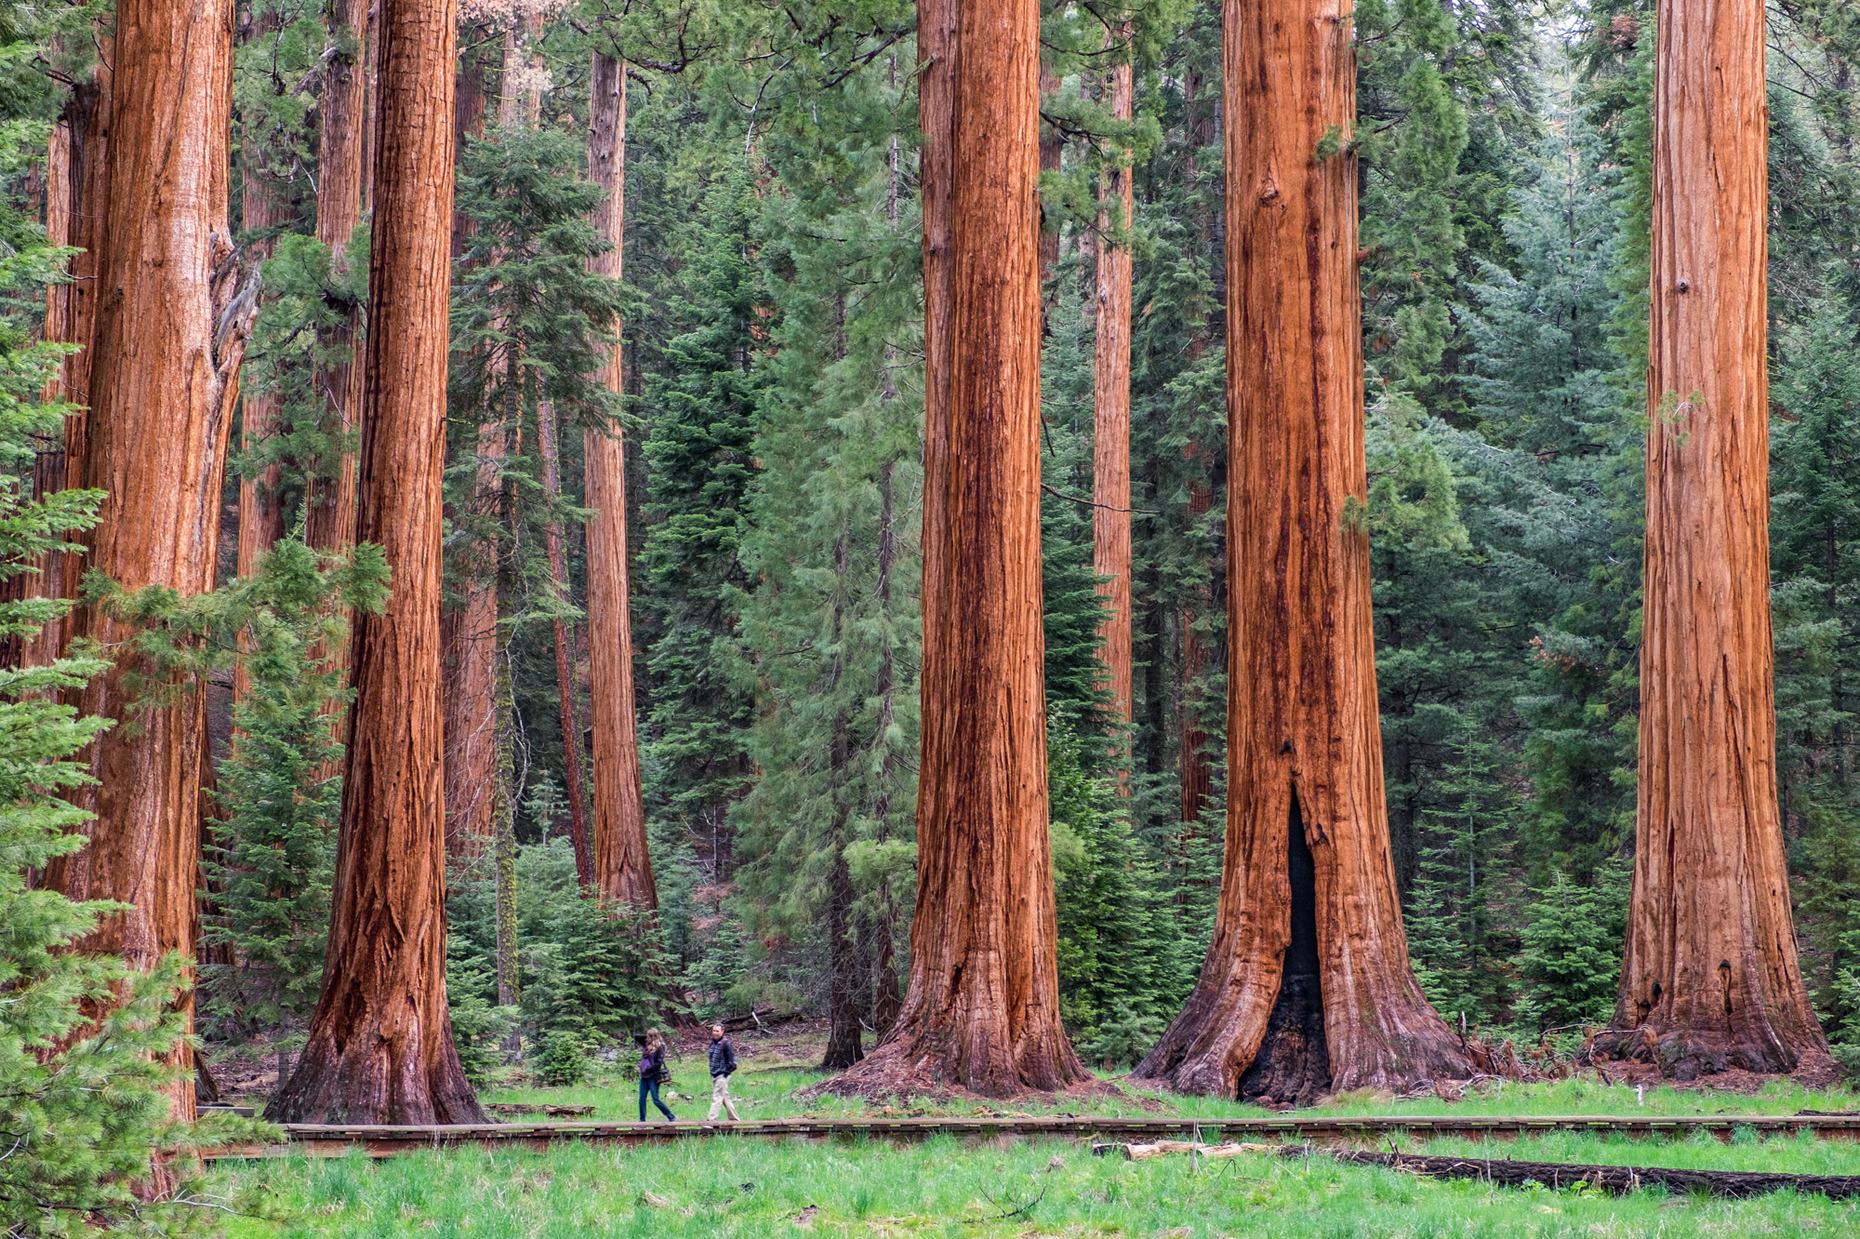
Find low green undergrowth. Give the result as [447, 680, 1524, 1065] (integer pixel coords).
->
[215, 1131, 1860, 1238]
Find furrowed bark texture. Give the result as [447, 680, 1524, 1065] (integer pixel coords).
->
[585, 50, 655, 908]
[832, 0, 1085, 1098]
[1134, 0, 1469, 1102]
[43, 0, 250, 1125]
[1092, 37, 1136, 761]
[303, 0, 370, 561]
[300, 0, 371, 784]
[272, 0, 482, 1124]
[1605, 0, 1829, 1078]
[27, 56, 112, 669]
[536, 401, 593, 884]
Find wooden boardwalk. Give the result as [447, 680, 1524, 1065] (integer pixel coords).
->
[204, 1111, 1860, 1160]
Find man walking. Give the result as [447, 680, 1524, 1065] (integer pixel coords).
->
[707, 1023, 741, 1121]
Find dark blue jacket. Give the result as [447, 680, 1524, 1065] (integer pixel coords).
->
[708, 1036, 737, 1077]
[640, 1045, 668, 1083]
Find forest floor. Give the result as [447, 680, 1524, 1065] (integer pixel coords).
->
[206, 1024, 1860, 1236]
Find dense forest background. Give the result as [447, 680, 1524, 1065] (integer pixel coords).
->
[14, 0, 1860, 1091]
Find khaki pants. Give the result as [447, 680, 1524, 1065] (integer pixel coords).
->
[708, 1072, 740, 1121]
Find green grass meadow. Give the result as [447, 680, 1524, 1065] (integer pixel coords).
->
[208, 1045, 1860, 1236]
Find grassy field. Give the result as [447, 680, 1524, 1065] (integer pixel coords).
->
[207, 1035, 1860, 1236]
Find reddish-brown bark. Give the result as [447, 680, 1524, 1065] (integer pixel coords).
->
[1134, 0, 1469, 1103]
[233, 25, 287, 692]
[1092, 35, 1135, 771]
[302, 0, 371, 562]
[26, 56, 112, 669]
[42, 0, 253, 1125]
[831, 0, 1084, 1099]
[585, 50, 655, 908]
[1602, 0, 1829, 1079]
[271, 0, 482, 1124]
[439, 28, 500, 860]
[537, 400, 593, 885]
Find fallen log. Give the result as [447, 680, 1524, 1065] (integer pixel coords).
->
[1314, 1148, 1860, 1201]
[1092, 1140, 1860, 1200]
[487, 1103, 596, 1118]
[1094, 1141, 1277, 1161]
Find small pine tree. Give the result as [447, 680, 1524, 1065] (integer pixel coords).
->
[1515, 867, 1628, 1037]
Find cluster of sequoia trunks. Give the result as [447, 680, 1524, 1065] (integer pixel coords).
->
[18, 0, 1829, 1134]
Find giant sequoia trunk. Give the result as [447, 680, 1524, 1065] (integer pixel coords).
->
[42, 0, 251, 1125]
[1602, 0, 1829, 1079]
[1092, 35, 1135, 763]
[585, 50, 655, 908]
[830, 0, 1085, 1098]
[272, 0, 482, 1124]
[1133, 0, 1469, 1103]
[537, 401, 594, 885]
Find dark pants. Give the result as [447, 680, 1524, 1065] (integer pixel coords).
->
[639, 1075, 675, 1121]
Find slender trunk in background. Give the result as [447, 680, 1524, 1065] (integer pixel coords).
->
[1091, 32, 1135, 783]
[1037, 54, 1062, 295]
[1604, 0, 1829, 1077]
[272, 0, 482, 1124]
[303, 0, 370, 558]
[537, 401, 593, 884]
[821, 531, 865, 1070]
[1135, 0, 1469, 1103]
[300, 0, 372, 784]
[1176, 65, 1217, 827]
[27, 51, 112, 668]
[585, 50, 655, 908]
[43, 0, 252, 1130]
[233, 10, 287, 704]
[832, 0, 1085, 1098]
[440, 24, 501, 859]
[491, 618, 521, 1050]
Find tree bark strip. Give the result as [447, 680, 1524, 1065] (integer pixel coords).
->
[1604, 0, 1829, 1077]
[272, 0, 482, 1124]
[537, 400, 593, 884]
[42, 0, 251, 1126]
[1134, 0, 1469, 1102]
[832, 0, 1084, 1098]
[1091, 31, 1136, 777]
[585, 49, 655, 908]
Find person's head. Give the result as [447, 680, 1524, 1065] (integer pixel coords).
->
[646, 1028, 664, 1050]
[710, 1023, 725, 1041]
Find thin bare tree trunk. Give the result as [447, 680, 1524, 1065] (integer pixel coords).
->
[43, 0, 252, 1130]
[1091, 32, 1135, 780]
[537, 400, 593, 884]
[1037, 55, 1062, 293]
[1134, 0, 1469, 1103]
[272, 0, 482, 1124]
[832, 0, 1084, 1098]
[1603, 0, 1829, 1078]
[585, 50, 655, 908]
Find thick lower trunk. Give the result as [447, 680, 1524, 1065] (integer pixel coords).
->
[536, 401, 593, 884]
[831, 0, 1084, 1099]
[585, 51, 655, 908]
[1134, 0, 1468, 1100]
[1603, 0, 1828, 1079]
[272, 0, 480, 1124]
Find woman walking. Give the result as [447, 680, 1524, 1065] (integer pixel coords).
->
[637, 1029, 676, 1122]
